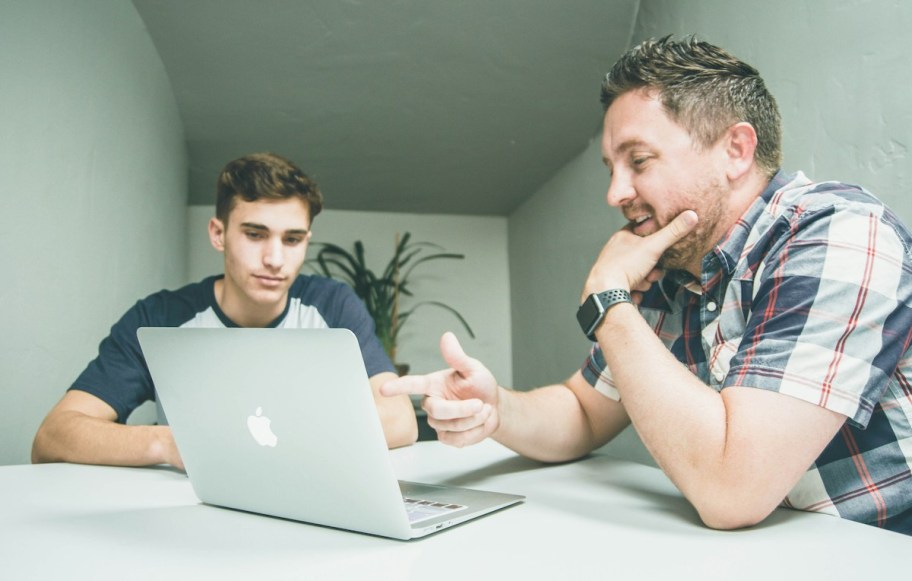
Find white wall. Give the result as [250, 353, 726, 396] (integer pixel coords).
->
[187, 206, 512, 385]
[508, 0, 912, 466]
[0, 1, 187, 465]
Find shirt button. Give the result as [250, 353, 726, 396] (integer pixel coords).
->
[713, 369, 725, 382]
[706, 301, 718, 312]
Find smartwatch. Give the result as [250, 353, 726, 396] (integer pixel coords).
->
[576, 289, 633, 341]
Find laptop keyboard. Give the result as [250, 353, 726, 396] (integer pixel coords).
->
[403, 497, 466, 524]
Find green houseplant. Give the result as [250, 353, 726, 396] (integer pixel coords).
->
[310, 232, 475, 369]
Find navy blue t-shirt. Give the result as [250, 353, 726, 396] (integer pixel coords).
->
[70, 274, 395, 422]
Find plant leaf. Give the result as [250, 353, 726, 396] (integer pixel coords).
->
[395, 300, 475, 341]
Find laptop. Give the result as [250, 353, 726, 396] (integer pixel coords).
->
[137, 327, 524, 540]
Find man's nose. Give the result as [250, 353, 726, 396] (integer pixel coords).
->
[606, 172, 635, 207]
[263, 238, 284, 268]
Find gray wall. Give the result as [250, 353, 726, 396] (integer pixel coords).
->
[508, 0, 912, 465]
[0, 1, 187, 465]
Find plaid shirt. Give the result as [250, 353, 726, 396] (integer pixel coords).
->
[582, 171, 912, 534]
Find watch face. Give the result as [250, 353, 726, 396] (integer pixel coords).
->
[576, 294, 604, 338]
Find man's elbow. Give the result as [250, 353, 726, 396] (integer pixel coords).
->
[31, 424, 58, 464]
[31, 410, 80, 464]
[692, 492, 778, 531]
[30, 441, 46, 464]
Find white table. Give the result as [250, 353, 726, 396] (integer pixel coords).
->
[1, 441, 907, 579]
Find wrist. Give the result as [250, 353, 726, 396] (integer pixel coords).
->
[576, 289, 634, 341]
[146, 425, 179, 466]
[489, 385, 511, 440]
[593, 299, 638, 336]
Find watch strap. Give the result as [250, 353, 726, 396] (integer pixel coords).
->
[579, 289, 633, 341]
[595, 289, 632, 310]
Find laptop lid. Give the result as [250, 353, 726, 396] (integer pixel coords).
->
[137, 327, 523, 539]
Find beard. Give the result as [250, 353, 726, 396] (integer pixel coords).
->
[652, 175, 728, 273]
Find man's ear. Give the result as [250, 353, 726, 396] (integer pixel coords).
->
[724, 122, 758, 181]
[208, 217, 226, 252]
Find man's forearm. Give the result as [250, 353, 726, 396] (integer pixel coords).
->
[594, 301, 825, 529]
[32, 411, 179, 468]
[370, 372, 418, 449]
[595, 303, 728, 484]
[595, 301, 849, 530]
[493, 384, 623, 463]
[376, 397, 419, 449]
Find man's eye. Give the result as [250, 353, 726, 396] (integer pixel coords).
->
[245, 231, 265, 240]
[630, 156, 652, 172]
[285, 237, 303, 245]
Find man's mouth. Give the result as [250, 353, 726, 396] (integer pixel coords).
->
[630, 214, 654, 235]
[255, 275, 284, 286]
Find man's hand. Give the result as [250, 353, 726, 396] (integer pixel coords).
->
[380, 332, 499, 447]
[583, 210, 698, 303]
[153, 425, 185, 471]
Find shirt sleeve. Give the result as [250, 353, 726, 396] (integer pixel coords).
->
[580, 343, 621, 401]
[319, 282, 396, 377]
[723, 202, 912, 428]
[69, 300, 156, 423]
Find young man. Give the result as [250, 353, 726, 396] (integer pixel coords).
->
[382, 37, 912, 534]
[33, 153, 417, 469]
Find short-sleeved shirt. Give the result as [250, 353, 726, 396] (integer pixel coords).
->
[581, 171, 912, 534]
[70, 274, 395, 422]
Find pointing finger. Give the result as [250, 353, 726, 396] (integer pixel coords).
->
[380, 374, 434, 397]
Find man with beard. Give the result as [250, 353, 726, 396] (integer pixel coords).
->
[382, 36, 912, 535]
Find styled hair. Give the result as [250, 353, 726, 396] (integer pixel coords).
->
[215, 152, 324, 224]
[600, 35, 782, 178]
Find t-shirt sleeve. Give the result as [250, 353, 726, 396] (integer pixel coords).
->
[321, 283, 396, 377]
[69, 300, 156, 423]
[723, 203, 912, 428]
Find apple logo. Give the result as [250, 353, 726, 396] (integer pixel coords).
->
[247, 406, 278, 447]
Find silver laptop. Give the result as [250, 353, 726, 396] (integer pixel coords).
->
[137, 327, 524, 540]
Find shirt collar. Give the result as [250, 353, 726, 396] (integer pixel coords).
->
[708, 170, 793, 277]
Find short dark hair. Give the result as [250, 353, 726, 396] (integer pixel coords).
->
[601, 35, 782, 178]
[215, 152, 324, 224]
